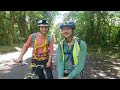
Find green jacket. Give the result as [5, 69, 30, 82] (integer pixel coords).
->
[57, 38, 87, 79]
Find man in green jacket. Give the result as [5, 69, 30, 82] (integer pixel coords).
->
[57, 21, 87, 79]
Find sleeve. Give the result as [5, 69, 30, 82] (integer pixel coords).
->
[68, 40, 87, 79]
[57, 43, 64, 79]
[49, 36, 54, 56]
[23, 34, 32, 49]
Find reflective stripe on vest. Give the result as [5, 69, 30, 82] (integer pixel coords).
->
[60, 36, 80, 65]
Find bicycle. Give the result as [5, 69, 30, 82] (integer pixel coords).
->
[13, 59, 58, 79]
[19, 61, 48, 79]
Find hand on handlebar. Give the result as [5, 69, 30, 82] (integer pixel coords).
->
[13, 58, 23, 64]
[13, 58, 28, 67]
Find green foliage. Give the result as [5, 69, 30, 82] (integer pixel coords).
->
[62, 11, 120, 48]
[0, 11, 59, 52]
[0, 46, 17, 53]
[0, 11, 120, 53]
[51, 22, 64, 43]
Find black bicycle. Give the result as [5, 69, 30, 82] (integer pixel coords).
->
[20, 61, 48, 79]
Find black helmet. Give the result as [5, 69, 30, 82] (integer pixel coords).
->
[37, 19, 49, 27]
[60, 21, 75, 29]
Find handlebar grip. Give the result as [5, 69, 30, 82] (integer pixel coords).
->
[19, 60, 23, 63]
[20, 61, 28, 67]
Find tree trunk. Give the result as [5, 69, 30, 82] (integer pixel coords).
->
[89, 11, 95, 45]
[94, 11, 101, 45]
[18, 11, 26, 37]
[116, 29, 120, 47]
[7, 11, 15, 46]
[0, 11, 7, 46]
[17, 11, 27, 42]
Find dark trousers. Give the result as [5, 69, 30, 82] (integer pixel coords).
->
[33, 59, 53, 79]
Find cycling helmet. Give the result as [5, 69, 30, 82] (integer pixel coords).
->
[37, 19, 49, 27]
[60, 21, 75, 29]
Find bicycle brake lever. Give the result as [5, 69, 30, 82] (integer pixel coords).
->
[20, 61, 28, 67]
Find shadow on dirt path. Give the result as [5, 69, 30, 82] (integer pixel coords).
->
[83, 54, 120, 79]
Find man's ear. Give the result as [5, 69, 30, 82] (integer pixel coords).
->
[60, 29, 62, 33]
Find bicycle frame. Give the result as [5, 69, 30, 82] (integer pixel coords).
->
[20, 62, 47, 79]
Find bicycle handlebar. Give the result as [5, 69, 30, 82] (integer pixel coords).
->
[19, 61, 28, 67]
[30, 64, 47, 70]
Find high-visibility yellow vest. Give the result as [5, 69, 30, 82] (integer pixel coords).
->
[59, 36, 80, 65]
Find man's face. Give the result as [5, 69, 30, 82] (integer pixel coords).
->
[61, 26, 73, 38]
[39, 26, 49, 35]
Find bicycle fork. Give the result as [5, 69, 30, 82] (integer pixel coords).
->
[43, 68, 48, 79]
